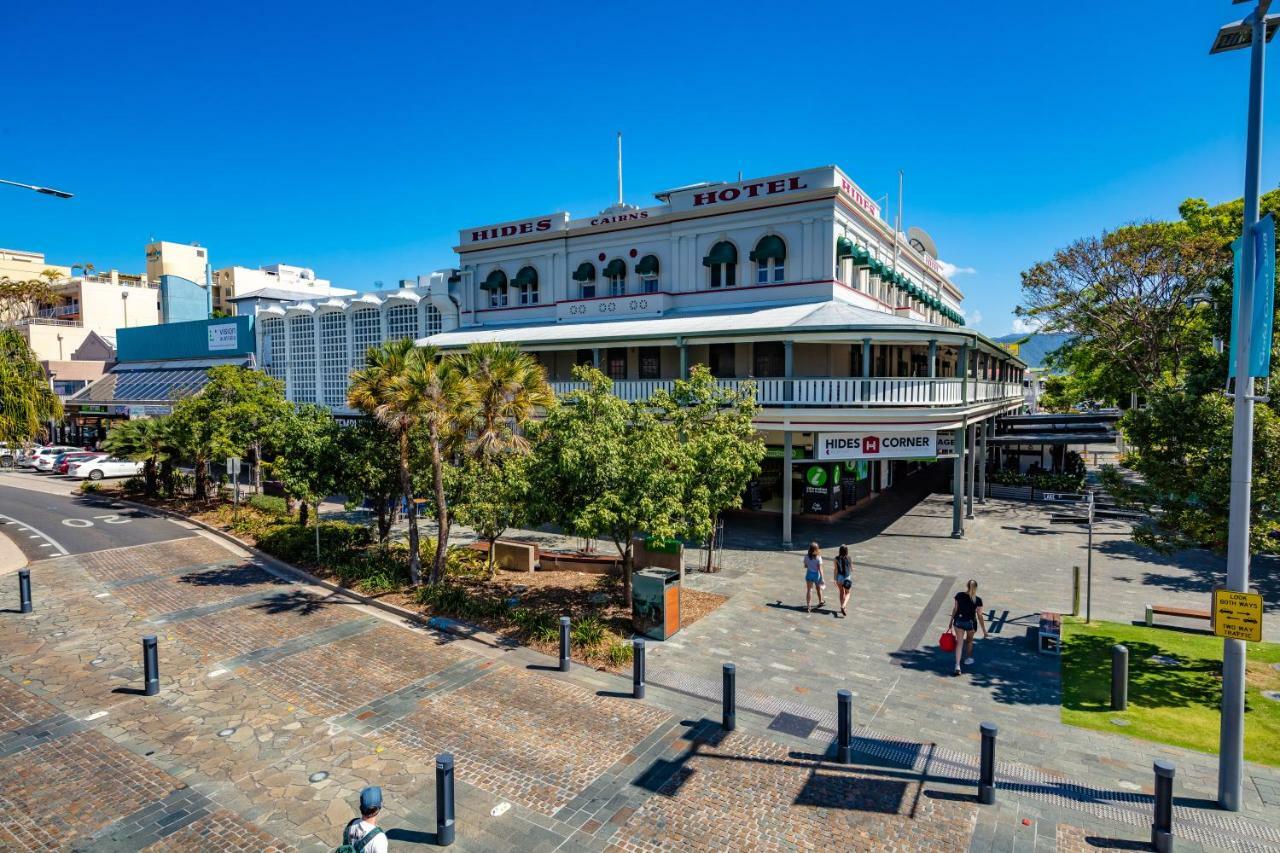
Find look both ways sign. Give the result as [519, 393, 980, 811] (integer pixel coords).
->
[814, 431, 937, 461]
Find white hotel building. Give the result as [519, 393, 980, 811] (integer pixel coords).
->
[256, 165, 1026, 544]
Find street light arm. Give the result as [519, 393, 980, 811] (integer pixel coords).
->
[0, 177, 74, 199]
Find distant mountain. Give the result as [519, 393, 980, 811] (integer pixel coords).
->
[992, 332, 1075, 370]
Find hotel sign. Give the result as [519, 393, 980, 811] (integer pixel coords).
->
[459, 211, 570, 246]
[668, 167, 835, 213]
[814, 431, 937, 461]
[557, 293, 667, 324]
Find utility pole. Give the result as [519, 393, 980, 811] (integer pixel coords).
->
[1208, 0, 1275, 812]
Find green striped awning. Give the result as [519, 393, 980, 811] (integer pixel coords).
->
[702, 241, 738, 267]
[603, 258, 627, 278]
[572, 262, 596, 282]
[836, 236, 855, 259]
[480, 270, 508, 291]
[512, 266, 538, 287]
[636, 254, 659, 276]
[749, 235, 786, 263]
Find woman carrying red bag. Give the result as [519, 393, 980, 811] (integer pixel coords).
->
[947, 579, 988, 676]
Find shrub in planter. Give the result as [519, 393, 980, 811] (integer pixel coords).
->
[991, 468, 1030, 487]
[570, 615, 607, 648]
[256, 520, 372, 566]
[122, 476, 145, 495]
[511, 607, 558, 643]
[246, 494, 289, 518]
[604, 637, 634, 667]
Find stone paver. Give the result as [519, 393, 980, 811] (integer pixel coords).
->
[75, 536, 236, 583]
[167, 591, 365, 662]
[141, 808, 297, 852]
[109, 560, 290, 617]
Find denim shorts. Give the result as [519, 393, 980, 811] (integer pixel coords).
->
[954, 617, 976, 632]
[805, 569, 823, 584]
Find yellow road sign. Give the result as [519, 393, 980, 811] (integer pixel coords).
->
[1213, 589, 1264, 643]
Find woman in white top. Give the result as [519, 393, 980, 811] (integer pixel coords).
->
[803, 541, 826, 613]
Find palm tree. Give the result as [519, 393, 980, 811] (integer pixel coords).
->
[391, 346, 465, 585]
[456, 342, 555, 459]
[349, 339, 424, 585]
[103, 417, 173, 496]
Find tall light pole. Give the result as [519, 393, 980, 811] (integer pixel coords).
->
[0, 177, 74, 199]
[1209, 0, 1277, 812]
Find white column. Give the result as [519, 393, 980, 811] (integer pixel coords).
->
[782, 430, 793, 548]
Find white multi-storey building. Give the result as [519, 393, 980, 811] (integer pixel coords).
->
[258, 165, 1025, 543]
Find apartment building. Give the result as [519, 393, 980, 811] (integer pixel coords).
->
[212, 263, 355, 313]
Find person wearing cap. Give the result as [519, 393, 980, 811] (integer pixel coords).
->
[342, 786, 388, 852]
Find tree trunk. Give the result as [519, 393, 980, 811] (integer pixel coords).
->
[488, 535, 498, 579]
[429, 425, 449, 585]
[400, 429, 421, 586]
[160, 460, 175, 497]
[298, 501, 309, 526]
[375, 501, 391, 543]
[622, 544, 634, 608]
[705, 513, 717, 573]
[143, 459, 158, 498]
[194, 457, 208, 500]
[253, 441, 262, 495]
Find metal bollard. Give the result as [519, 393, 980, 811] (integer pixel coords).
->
[978, 722, 997, 805]
[142, 635, 159, 696]
[632, 638, 645, 700]
[559, 616, 570, 672]
[18, 569, 32, 614]
[436, 752, 456, 846]
[1151, 760, 1174, 853]
[1111, 644, 1129, 711]
[1071, 565, 1081, 617]
[722, 663, 736, 732]
[836, 689, 853, 764]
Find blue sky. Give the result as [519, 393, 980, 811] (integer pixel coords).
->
[3, 1, 1276, 335]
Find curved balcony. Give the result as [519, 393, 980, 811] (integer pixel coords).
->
[549, 377, 1023, 407]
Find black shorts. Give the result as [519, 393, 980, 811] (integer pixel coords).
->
[953, 618, 976, 632]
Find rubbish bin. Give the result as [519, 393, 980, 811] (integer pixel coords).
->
[633, 568, 681, 640]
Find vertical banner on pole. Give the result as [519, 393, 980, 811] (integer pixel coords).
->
[1251, 213, 1274, 378]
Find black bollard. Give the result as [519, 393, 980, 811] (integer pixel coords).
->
[559, 616, 570, 672]
[142, 635, 159, 696]
[1111, 644, 1129, 711]
[1151, 760, 1174, 853]
[978, 722, 997, 805]
[632, 638, 645, 700]
[18, 569, 32, 614]
[436, 752, 456, 846]
[836, 689, 853, 764]
[722, 663, 736, 732]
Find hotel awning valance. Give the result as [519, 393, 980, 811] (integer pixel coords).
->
[572, 262, 596, 282]
[603, 259, 627, 278]
[702, 242, 737, 267]
[749, 235, 786, 263]
[512, 266, 538, 287]
[636, 254, 659, 276]
[481, 270, 508, 291]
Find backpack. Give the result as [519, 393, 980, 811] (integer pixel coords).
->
[335, 818, 383, 853]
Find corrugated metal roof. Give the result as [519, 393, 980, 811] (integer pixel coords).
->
[420, 300, 942, 349]
[67, 356, 252, 406]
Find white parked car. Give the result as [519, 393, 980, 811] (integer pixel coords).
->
[70, 456, 143, 481]
[30, 446, 82, 471]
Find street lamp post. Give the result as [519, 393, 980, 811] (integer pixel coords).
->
[1209, 0, 1277, 812]
[0, 177, 74, 199]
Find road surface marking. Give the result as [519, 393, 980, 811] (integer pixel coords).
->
[0, 513, 68, 556]
[84, 711, 108, 721]
[61, 518, 93, 528]
[94, 592, 111, 598]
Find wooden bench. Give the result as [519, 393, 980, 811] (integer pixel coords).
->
[1145, 604, 1212, 627]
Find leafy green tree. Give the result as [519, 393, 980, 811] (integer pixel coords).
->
[102, 417, 175, 497]
[273, 404, 343, 527]
[654, 365, 764, 573]
[198, 366, 293, 493]
[168, 393, 235, 500]
[453, 453, 532, 577]
[0, 329, 61, 446]
[528, 366, 689, 606]
[336, 419, 403, 542]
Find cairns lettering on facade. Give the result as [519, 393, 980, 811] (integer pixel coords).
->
[693, 176, 808, 207]
[590, 210, 650, 226]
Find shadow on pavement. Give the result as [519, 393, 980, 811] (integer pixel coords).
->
[889, 634, 1061, 708]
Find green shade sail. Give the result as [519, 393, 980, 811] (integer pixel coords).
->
[749, 235, 786, 263]
[512, 266, 537, 287]
[702, 241, 737, 267]
[635, 254, 659, 276]
[572, 262, 596, 282]
[481, 269, 508, 291]
[603, 258, 627, 278]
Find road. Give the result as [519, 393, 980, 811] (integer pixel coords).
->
[0, 475, 197, 561]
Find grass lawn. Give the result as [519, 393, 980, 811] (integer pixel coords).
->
[1061, 618, 1280, 766]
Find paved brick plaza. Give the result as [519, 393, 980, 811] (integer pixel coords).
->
[0, 486, 1278, 850]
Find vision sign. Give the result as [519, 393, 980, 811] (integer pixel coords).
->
[814, 431, 937, 461]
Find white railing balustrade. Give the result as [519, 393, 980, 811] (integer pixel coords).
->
[549, 376, 1022, 407]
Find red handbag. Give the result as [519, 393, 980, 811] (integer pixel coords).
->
[939, 631, 957, 653]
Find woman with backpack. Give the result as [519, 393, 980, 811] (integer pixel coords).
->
[803, 541, 826, 613]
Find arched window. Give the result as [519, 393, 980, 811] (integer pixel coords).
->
[603, 259, 627, 297]
[386, 303, 418, 340]
[319, 311, 349, 408]
[350, 307, 380, 369]
[287, 313, 316, 403]
[513, 266, 539, 305]
[572, 262, 596, 299]
[703, 241, 737, 288]
[751, 235, 786, 284]
[636, 254, 659, 294]
[482, 269, 508, 308]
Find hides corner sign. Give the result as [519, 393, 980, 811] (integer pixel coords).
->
[815, 431, 937, 461]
